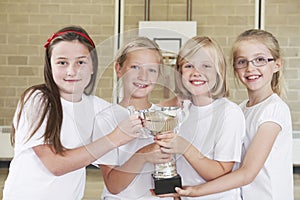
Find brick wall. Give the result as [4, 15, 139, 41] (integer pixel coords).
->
[1, 0, 300, 130]
[265, 0, 300, 130]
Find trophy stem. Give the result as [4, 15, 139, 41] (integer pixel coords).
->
[142, 108, 183, 195]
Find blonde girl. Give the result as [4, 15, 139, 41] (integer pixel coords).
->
[93, 37, 173, 199]
[156, 36, 245, 200]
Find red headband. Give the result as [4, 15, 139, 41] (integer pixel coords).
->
[44, 31, 95, 48]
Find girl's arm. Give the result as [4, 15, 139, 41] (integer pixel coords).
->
[175, 121, 281, 197]
[100, 142, 172, 194]
[156, 132, 234, 181]
[33, 115, 142, 176]
[181, 140, 234, 181]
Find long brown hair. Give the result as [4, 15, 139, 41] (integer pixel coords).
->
[11, 26, 97, 154]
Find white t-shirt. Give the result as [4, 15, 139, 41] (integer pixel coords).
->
[177, 98, 245, 200]
[3, 91, 110, 200]
[240, 94, 294, 200]
[93, 104, 173, 200]
[93, 104, 126, 166]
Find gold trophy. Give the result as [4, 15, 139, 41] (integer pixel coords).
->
[143, 107, 182, 195]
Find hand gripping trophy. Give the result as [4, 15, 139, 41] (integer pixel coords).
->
[144, 107, 184, 195]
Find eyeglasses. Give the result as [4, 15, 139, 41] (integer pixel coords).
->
[234, 57, 275, 69]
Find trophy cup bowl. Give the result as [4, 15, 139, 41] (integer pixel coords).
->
[144, 108, 182, 195]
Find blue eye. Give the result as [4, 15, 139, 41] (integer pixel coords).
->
[257, 57, 264, 61]
[255, 57, 266, 63]
[183, 64, 194, 68]
[237, 59, 247, 65]
[131, 65, 140, 70]
[203, 64, 212, 68]
[149, 68, 157, 73]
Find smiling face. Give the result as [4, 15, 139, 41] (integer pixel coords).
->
[234, 40, 280, 95]
[181, 48, 217, 105]
[51, 40, 93, 101]
[116, 48, 161, 101]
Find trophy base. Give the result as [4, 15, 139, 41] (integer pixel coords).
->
[152, 174, 182, 195]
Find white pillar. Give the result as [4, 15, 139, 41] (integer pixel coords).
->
[255, 0, 265, 30]
[113, 0, 124, 104]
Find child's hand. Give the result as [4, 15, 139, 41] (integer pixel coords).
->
[155, 132, 190, 155]
[175, 186, 201, 197]
[116, 114, 143, 145]
[137, 143, 172, 164]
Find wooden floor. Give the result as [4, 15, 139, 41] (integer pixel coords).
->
[0, 165, 104, 200]
[83, 166, 104, 200]
[0, 165, 299, 199]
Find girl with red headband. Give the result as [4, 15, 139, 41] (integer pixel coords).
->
[3, 26, 143, 200]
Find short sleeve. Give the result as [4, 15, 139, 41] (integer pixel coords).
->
[214, 105, 245, 162]
[14, 91, 47, 154]
[92, 105, 128, 166]
[257, 100, 291, 131]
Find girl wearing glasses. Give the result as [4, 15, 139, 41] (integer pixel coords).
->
[175, 29, 294, 200]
